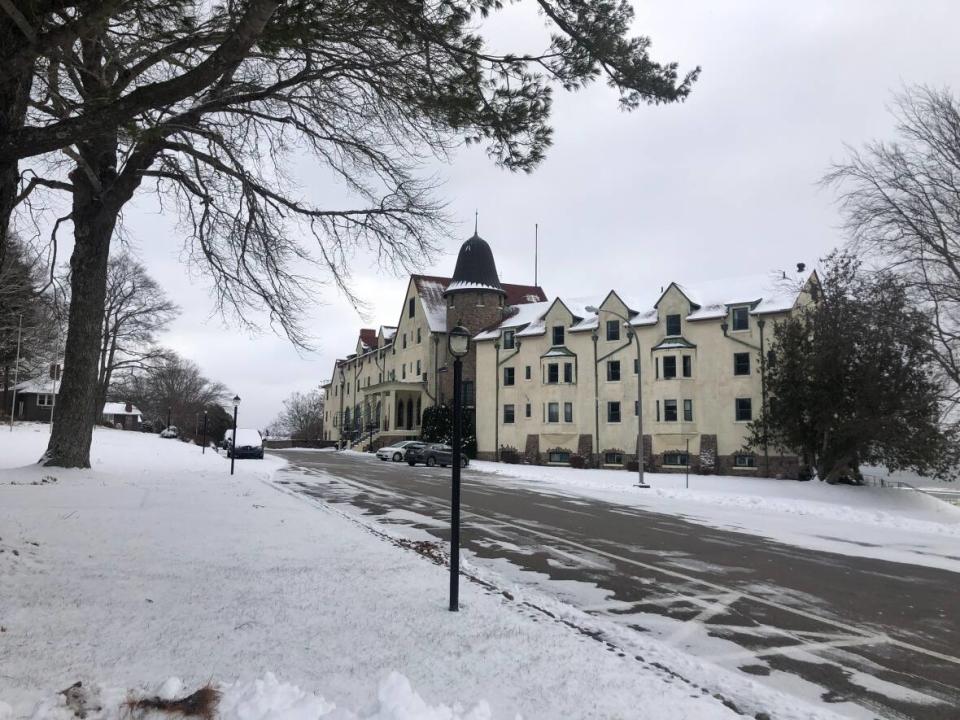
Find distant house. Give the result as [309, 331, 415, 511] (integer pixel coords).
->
[11, 378, 59, 422]
[102, 402, 143, 430]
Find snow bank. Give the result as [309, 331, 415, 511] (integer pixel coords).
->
[6, 671, 492, 720]
[469, 460, 960, 572]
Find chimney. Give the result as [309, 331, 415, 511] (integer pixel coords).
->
[125, 402, 132, 413]
[797, 262, 806, 273]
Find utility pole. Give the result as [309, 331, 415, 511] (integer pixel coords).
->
[8, 313, 22, 431]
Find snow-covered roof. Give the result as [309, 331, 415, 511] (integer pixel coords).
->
[102, 402, 142, 416]
[413, 276, 450, 333]
[474, 272, 812, 341]
[675, 273, 806, 321]
[380, 326, 397, 340]
[412, 274, 547, 334]
[445, 280, 505, 294]
[13, 378, 57, 394]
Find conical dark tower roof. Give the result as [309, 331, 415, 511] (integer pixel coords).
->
[443, 233, 506, 296]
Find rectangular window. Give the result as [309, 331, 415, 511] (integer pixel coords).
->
[682, 355, 692, 378]
[552, 325, 565, 346]
[664, 399, 678, 422]
[656, 400, 660, 421]
[606, 319, 620, 341]
[606, 360, 621, 382]
[37, 394, 53, 407]
[416, 360, 421, 376]
[683, 399, 693, 422]
[503, 330, 515, 349]
[736, 397, 753, 422]
[635, 401, 639, 416]
[663, 452, 690, 466]
[402, 366, 406, 379]
[548, 450, 571, 463]
[735, 454, 756, 468]
[634, 358, 639, 374]
[604, 451, 624, 465]
[548, 402, 560, 423]
[503, 404, 515, 424]
[655, 357, 659, 379]
[525, 403, 532, 418]
[564, 402, 573, 423]
[525, 365, 532, 380]
[663, 356, 677, 379]
[547, 363, 559, 384]
[563, 362, 573, 383]
[408, 297, 415, 318]
[732, 306, 749, 331]
[503, 367, 515, 386]
[607, 401, 621, 423]
[403, 333, 407, 349]
[417, 327, 422, 344]
[666, 314, 681, 336]
[462, 380, 475, 407]
[734, 352, 751, 376]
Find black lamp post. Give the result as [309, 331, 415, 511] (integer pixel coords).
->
[202, 409, 208, 454]
[230, 394, 241, 475]
[447, 325, 471, 612]
[166, 406, 171, 430]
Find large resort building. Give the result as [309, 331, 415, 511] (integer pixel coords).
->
[323, 233, 817, 478]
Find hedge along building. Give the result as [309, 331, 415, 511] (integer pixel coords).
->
[321, 233, 546, 448]
[474, 270, 819, 478]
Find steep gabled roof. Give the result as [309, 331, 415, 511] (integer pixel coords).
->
[411, 274, 547, 333]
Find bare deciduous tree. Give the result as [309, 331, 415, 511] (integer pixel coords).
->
[95, 251, 178, 419]
[271, 388, 324, 440]
[118, 352, 228, 439]
[825, 86, 960, 408]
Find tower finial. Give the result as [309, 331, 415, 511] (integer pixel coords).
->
[474, 210, 478, 236]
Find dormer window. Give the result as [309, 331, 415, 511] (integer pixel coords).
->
[503, 329, 515, 349]
[732, 306, 749, 332]
[665, 314, 681, 337]
[606, 319, 620, 342]
[552, 325, 565, 346]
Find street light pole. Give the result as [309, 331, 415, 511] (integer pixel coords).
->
[167, 406, 171, 430]
[202, 410, 208, 454]
[230, 395, 241, 475]
[587, 306, 648, 488]
[447, 325, 471, 612]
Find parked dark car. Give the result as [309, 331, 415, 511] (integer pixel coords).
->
[406, 443, 468, 468]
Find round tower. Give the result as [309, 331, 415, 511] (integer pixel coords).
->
[441, 233, 507, 405]
[443, 232, 507, 332]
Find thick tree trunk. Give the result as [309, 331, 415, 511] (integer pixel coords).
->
[43, 149, 118, 467]
[0, 15, 32, 271]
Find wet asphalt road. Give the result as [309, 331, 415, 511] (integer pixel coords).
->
[271, 450, 959, 720]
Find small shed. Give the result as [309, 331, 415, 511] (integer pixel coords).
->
[102, 402, 143, 430]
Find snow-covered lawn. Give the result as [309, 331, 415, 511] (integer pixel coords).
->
[465, 459, 960, 573]
[0, 424, 842, 719]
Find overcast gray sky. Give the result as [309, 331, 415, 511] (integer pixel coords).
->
[104, 1, 960, 428]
